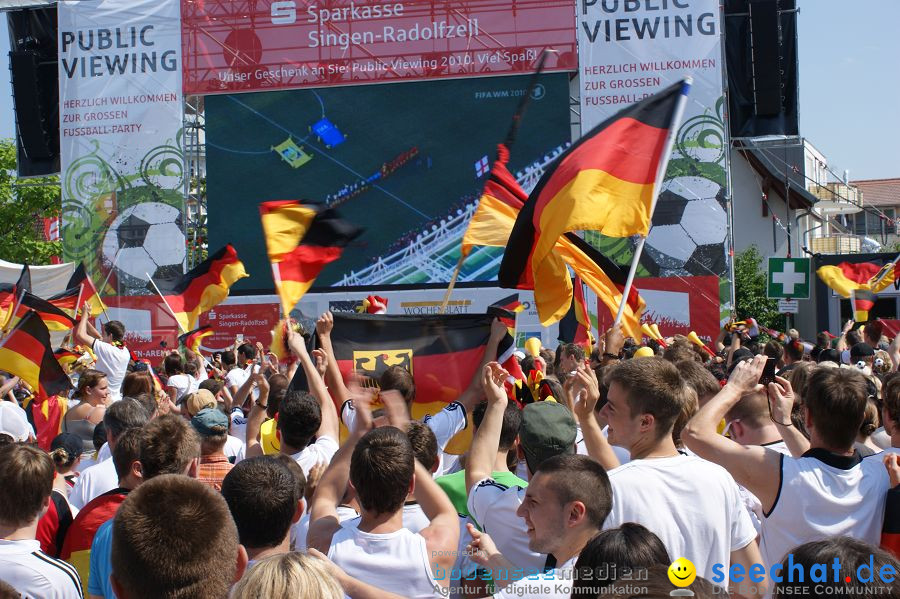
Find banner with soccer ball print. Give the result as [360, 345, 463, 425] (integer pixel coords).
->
[58, 0, 186, 296]
[577, 0, 729, 321]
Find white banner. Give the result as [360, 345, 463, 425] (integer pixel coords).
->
[577, 0, 729, 310]
[58, 0, 186, 296]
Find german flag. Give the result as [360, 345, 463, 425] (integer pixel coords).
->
[487, 294, 525, 382]
[0, 283, 15, 329]
[320, 312, 496, 454]
[461, 144, 527, 257]
[61, 489, 128, 589]
[0, 310, 72, 397]
[28, 394, 69, 452]
[54, 348, 81, 371]
[164, 245, 248, 331]
[178, 325, 214, 354]
[259, 201, 362, 315]
[851, 288, 876, 322]
[67, 263, 106, 317]
[558, 276, 594, 352]
[47, 287, 80, 317]
[499, 80, 689, 324]
[6, 292, 77, 332]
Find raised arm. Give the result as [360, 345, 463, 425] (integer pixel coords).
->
[74, 302, 99, 347]
[415, 460, 460, 574]
[768, 375, 810, 457]
[287, 323, 339, 441]
[681, 355, 782, 512]
[317, 311, 351, 408]
[307, 387, 374, 553]
[244, 374, 269, 459]
[456, 318, 508, 413]
[571, 364, 620, 470]
[465, 362, 508, 495]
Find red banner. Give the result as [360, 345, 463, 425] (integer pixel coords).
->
[595, 276, 721, 343]
[97, 297, 281, 362]
[181, 0, 577, 95]
[198, 303, 282, 352]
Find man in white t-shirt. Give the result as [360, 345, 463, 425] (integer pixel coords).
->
[683, 355, 891, 573]
[225, 343, 257, 401]
[74, 304, 130, 402]
[600, 357, 760, 584]
[69, 398, 149, 509]
[307, 388, 459, 599]
[466, 363, 578, 575]
[244, 325, 339, 477]
[468, 453, 613, 599]
[0, 444, 83, 599]
[722, 384, 794, 530]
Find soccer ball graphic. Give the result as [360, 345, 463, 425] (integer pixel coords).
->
[102, 202, 185, 290]
[644, 176, 727, 277]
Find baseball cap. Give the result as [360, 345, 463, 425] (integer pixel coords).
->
[0, 401, 32, 443]
[519, 401, 576, 473]
[185, 389, 217, 417]
[850, 343, 875, 359]
[190, 408, 229, 437]
[51, 433, 84, 459]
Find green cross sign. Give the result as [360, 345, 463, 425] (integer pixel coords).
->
[767, 257, 810, 299]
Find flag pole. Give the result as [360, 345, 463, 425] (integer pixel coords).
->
[871, 252, 900, 290]
[440, 51, 552, 315]
[614, 78, 692, 329]
[439, 255, 465, 314]
[146, 272, 188, 335]
[63, 283, 85, 348]
[2, 286, 27, 337]
[146, 272, 216, 371]
[96, 251, 121, 323]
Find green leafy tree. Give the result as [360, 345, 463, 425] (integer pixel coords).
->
[0, 139, 62, 264]
[734, 245, 786, 331]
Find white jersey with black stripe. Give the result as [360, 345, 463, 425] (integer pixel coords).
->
[0, 538, 84, 598]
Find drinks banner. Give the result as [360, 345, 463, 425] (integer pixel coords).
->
[58, 0, 186, 296]
[182, 0, 577, 94]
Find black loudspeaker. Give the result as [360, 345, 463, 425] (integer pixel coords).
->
[7, 6, 59, 176]
[724, 0, 799, 137]
[10, 50, 53, 159]
[749, 0, 782, 116]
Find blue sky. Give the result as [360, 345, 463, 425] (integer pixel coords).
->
[0, 0, 897, 181]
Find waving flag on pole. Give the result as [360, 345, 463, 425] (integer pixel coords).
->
[67, 263, 106, 317]
[162, 245, 248, 331]
[259, 201, 362, 315]
[0, 310, 72, 397]
[178, 325, 214, 354]
[500, 80, 690, 325]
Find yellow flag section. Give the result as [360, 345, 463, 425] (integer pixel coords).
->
[259, 201, 362, 315]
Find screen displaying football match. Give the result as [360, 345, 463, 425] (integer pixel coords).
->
[205, 72, 571, 291]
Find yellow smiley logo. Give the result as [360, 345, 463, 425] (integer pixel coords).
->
[668, 557, 697, 587]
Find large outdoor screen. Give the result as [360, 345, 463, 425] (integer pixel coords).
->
[205, 72, 571, 291]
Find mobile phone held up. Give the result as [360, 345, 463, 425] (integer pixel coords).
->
[759, 357, 777, 387]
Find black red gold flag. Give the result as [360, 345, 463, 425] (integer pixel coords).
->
[0, 310, 72, 397]
[499, 80, 689, 325]
[163, 244, 247, 330]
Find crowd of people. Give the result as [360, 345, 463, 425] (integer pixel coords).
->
[3, 302, 900, 598]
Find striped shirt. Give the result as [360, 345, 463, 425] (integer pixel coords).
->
[0, 538, 83, 598]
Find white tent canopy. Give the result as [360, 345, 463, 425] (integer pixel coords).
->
[0, 259, 74, 297]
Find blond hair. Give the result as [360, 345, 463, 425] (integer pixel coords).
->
[231, 552, 343, 599]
